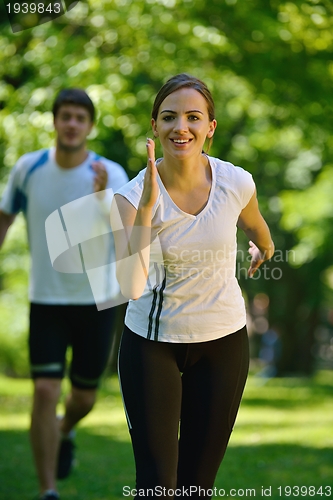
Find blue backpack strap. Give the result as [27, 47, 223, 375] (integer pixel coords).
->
[12, 149, 49, 214]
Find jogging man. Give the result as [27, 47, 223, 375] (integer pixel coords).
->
[0, 88, 128, 500]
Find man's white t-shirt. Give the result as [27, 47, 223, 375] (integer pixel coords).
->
[0, 148, 128, 305]
[116, 156, 255, 343]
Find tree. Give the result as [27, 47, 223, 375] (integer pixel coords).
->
[1, 0, 333, 374]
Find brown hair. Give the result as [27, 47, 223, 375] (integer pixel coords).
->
[53, 88, 95, 122]
[151, 74, 216, 151]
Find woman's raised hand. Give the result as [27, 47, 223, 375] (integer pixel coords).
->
[139, 138, 159, 210]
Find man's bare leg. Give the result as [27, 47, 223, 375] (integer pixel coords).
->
[30, 378, 62, 494]
[60, 386, 97, 435]
[56, 386, 97, 480]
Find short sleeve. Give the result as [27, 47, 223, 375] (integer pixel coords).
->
[1, 150, 49, 215]
[234, 166, 256, 209]
[115, 169, 146, 210]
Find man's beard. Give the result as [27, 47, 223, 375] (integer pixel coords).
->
[57, 138, 86, 153]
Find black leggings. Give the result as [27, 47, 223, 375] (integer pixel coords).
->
[118, 325, 249, 499]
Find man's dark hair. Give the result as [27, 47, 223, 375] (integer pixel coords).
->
[52, 88, 95, 122]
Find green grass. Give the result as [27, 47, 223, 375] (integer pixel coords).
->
[0, 372, 332, 500]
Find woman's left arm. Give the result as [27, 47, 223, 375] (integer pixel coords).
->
[237, 190, 275, 277]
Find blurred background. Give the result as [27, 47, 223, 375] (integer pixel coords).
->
[1, 0, 333, 378]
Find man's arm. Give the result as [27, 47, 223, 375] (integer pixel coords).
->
[0, 210, 16, 249]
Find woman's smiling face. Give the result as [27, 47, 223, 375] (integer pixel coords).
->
[152, 87, 217, 162]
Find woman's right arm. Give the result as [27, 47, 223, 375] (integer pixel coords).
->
[110, 139, 159, 300]
[237, 190, 274, 277]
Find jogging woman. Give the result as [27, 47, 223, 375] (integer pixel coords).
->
[111, 74, 274, 499]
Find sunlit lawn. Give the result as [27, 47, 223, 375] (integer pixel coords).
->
[0, 371, 332, 500]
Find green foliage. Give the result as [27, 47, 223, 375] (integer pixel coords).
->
[0, 215, 29, 376]
[1, 0, 333, 374]
[281, 165, 333, 266]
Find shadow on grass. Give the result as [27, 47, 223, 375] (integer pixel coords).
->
[0, 428, 332, 500]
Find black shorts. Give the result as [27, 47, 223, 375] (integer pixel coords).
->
[29, 303, 116, 389]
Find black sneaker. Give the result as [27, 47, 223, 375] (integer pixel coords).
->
[57, 431, 76, 479]
[39, 492, 60, 500]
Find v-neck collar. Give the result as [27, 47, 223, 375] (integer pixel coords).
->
[155, 156, 215, 219]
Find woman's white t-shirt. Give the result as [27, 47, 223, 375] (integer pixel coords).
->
[116, 156, 255, 343]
